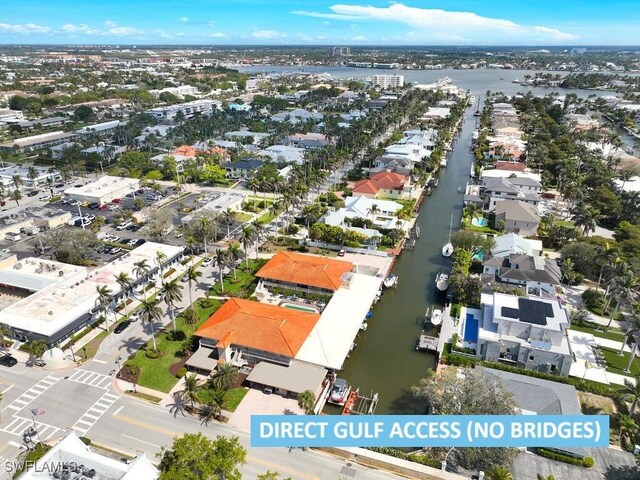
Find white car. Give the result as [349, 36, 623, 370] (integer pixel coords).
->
[108, 204, 120, 211]
[201, 257, 212, 267]
[116, 222, 132, 231]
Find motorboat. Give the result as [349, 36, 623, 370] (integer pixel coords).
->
[442, 243, 454, 257]
[431, 309, 443, 326]
[329, 378, 351, 406]
[383, 274, 398, 288]
[435, 271, 450, 292]
[360, 322, 368, 331]
[415, 226, 420, 238]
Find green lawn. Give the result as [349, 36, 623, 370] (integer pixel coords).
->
[124, 298, 221, 393]
[600, 346, 640, 377]
[569, 324, 625, 342]
[199, 387, 248, 412]
[211, 259, 267, 297]
[257, 211, 279, 224]
[234, 212, 253, 223]
[553, 220, 575, 228]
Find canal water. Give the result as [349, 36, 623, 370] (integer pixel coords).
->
[334, 106, 478, 414]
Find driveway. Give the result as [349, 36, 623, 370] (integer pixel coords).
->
[228, 388, 304, 433]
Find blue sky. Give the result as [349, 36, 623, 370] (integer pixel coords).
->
[0, 1, 639, 45]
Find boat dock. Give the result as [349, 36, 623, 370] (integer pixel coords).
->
[417, 331, 439, 352]
[342, 388, 379, 415]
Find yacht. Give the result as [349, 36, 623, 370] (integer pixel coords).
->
[383, 274, 398, 288]
[442, 214, 454, 257]
[435, 270, 450, 292]
[430, 309, 443, 326]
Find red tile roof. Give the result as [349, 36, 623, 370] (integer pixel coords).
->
[495, 161, 526, 172]
[352, 171, 408, 195]
[256, 251, 353, 291]
[195, 298, 320, 358]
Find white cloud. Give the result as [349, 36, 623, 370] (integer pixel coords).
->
[0, 22, 51, 35]
[293, 3, 577, 43]
[352, 35, 368, 41]
[61, 24, 100, 34]
[210, 32, 228, 38]
[251, 29, 286, 40]
[321, 21, 330, 27]
[180, 17, 189, 23]
[104, 20, 143, 36]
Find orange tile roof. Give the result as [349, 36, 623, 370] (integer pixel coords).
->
[353, 171, 408, 194]
[172, 145, 197, 157]
[256, 251, 353, 291]
[495, 161, 526, 172]
[352, 180, 379, 195]
[195, 298, 320, 357]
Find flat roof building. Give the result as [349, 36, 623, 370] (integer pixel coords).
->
[0, 131, 77, 153]
[75, 120, 124, 137]
[0, 242, 183, 346]
[181, 192, 246, 224]
[64, 175, 140, 204]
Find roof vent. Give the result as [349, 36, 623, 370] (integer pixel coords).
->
[58, 270, 64, 276]
[48, 311, 53, 316]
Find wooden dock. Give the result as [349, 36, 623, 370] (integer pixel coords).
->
[342, 388, 379, 415]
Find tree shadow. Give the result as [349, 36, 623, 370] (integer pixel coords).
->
[389, 388, 427, 415]
[283, 408, 297, 415]
[603, 464, 640, 480]
[141, 320, 164, 337]
[168, 392, 187, 418]
[119, 336, 146, 355]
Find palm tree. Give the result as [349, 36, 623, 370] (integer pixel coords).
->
[160, 280, 183, 333]
[252, 221, 265, 259]
[214, 249, 228, 291]
[185, 235, 198, 258]
[595, 243, 619, 292]
[239, 225, 257, 268]
[222, 209, 235, 238]
[11, 174, 23, 191]
[0, 323, 12, 349]
[226, 243, 242, 280]
[95, 285, 114, 330]
[26, 339, 47, 360]
[607, 272, 639, 328]
[366, 203, 380, 223]
[155, 250, 168, 283]
[184, 266, 201, 306]
[10, 189, 21, 207]
[209, 363, 238, 391]
[115, 272, 133, 319]
[486, 466, 513, 480]
[536, 475, 556, 480]
[182, 307, 199, 326]
[247, 175, 261, 209]
[199, 389, 227, 424]
[27, 166, 38, 188]
[297, 390, 316, 414]
[133, 259, 151, 300]
[622, 374, 640, 414]
[181, 373, 202, 409]
[571, 203, 601, 236]
[139, 299, 162, 352]
[618, 414, 638, 445]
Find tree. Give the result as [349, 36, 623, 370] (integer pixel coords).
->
[367, 203, 380, 222]
[145, 208, 175, 242]
[0, 323, 12, 348]
[258, 472, 292, 480]
[411, 369, 517, 470]
[222, 208, 235, 238]
[297, 390, 316, 414]
[451, 230, 495, 255]
[73, 105, 94, 121]
[181, 373, 202, 408]
[96, 285, 114, 330]
[199, 389, 227, 424]
[209, 363, 238, 391]
[115, 272, 133, 319]
[607, 272, 639, 328]
[239, 225, 257, 267]
[622, 374, 640, 414]
[486, 466, 513, 480]
[214, 249, 229, 291]
[571, 203, 601, 236]
[536, 475, 556, 480]
[133, 259, 151, 300]
[41, 228, 97, 265]
[11, 174, 23, 191]
[139, 299, 162, 352]
[182, 307, 199, 326]
[10, 189, 22, 207]
[184, 266, 201, 306]
[160, 280, 183, 333]
[227, 243, 242, 280]
[26, 339, 47, 360]
[158, 433, 246, 480]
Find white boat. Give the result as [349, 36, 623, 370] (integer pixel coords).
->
[469, 95, 476, 105]
[436, 271, 450, 291]
[360, 322, 368, 331]
[431, 309, 443, 326]
[442, 215, 454, 257]
[415, 226, 420, 238]
[440, 157, 448, 168]
[383, 274, 398, 288]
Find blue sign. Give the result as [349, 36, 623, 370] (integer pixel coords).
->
[250, 415, 609, 448]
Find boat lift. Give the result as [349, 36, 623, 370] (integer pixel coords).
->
[342, 388, 380, 415]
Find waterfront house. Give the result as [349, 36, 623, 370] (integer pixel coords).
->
[491, 233, 543, 257]
[323, 195, 404, 231]
[482, 177, 541, 211]
[494, 200, 540, 236]
[352, 171, 414, 200]
[482, 253, 561, 296]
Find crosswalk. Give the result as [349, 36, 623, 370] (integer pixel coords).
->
[72, 391, 119, 436]
[67, 370, 113, 390]
[2, 374, 60, 413]
[0, 416, 60, 441]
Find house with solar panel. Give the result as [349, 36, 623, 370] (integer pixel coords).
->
[467, 292, 572, 376]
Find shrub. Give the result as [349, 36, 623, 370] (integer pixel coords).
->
[582, 288, 605, 314]
[450, 303, 462, 318]
[79, 437, 92, 446]
[582, 456, 595, 468]
[176, 367, 187, 378]
[145, 349, 164, 359]
[199, 298, 215, 309]
[535, 448, 594, 468]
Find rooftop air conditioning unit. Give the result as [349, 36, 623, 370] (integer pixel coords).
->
[58, 270, 64, 276]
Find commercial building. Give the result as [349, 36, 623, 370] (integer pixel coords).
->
[181, 192, 246, 224]
[0, 165, 60, 189]
[75, 120, 124, 137]
[371, 75, 405, 88]
[0, 131, 77, 153]
[0, 242, 184, 346]
[146, 99, 218, 121]
[63, 175, 140, 204]
[17, 431, 158, 480]
[331, 46, 351, 56]
[149, 85, 198, 98]
[469, 292, 572, 376]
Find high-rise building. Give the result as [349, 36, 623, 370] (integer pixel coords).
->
[371, 74, 405, 88]
[331, 46, 351, 56]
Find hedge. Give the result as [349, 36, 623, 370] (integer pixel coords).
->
[440, 344, 621, 399]
[535, 448, 594, 468]
[367, 447, 441, 469]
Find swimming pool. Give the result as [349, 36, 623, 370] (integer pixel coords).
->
[472, 251, 484, 262]
[281, 303, 318, 313]
[463, 313, 479, 343]
[471, 217, 488, 227]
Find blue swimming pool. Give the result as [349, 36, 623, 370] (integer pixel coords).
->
[463, 313, 479, 343]
[471, 217, 488, 227]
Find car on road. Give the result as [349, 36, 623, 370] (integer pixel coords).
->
[106, 235, 120, 242]
[38, 194, 51, 201]
[114, 320, 132, 334]
[88, 203, 99, 209]
[54, 183, 64, 188]
[338, 249, 346, 257]
[27, 190, 39, 197]
[69, 200, 80, 207]
[26, 358, 46, 367]
[201, 257, 212, 267]
[0, 355, 18, 367]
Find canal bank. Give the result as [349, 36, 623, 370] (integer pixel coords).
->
[336, 106, 477, 414]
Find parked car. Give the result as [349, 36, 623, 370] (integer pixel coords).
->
[0, 355, 18, 367]
[109, 247, 123, 255]
[201, 257, 212, 267]
[116, 222, 132, 231]
[81, 201, 90, 207]
[108, 204, 120, 211]
[27, 190, 39, 197]
[338, 249, 346, 257]
[54, 183, 64, 188]
[88, 203, 99, 209]
[111, 198, 121, 204]
[114, 320, 131, 334]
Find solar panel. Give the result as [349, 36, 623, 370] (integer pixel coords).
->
[502, 306, 520, 319]
[518, 298, 548, 325]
